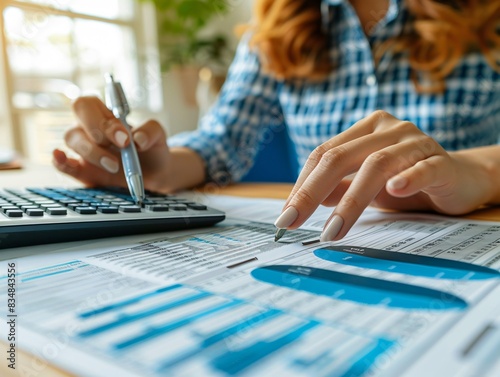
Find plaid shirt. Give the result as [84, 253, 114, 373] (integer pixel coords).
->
[169, 0, 500, 183]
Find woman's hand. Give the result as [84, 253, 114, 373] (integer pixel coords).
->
[53, 96, 174, 193]
[276, 110, 498, 241]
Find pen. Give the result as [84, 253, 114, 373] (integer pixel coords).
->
[104, 73, 146, 206]
[274, 207, 298, 242]
[274, 228, 286, 242]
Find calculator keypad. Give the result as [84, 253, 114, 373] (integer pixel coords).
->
[0, 187, 208, 219]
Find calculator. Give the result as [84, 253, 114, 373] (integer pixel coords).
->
[0, 187, 225, 249]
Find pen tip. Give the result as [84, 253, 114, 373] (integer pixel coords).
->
[105, 72, 114, 81]
[274, 228, 286, 242]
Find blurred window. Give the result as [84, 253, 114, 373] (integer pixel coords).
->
[0, 0, 161, 164]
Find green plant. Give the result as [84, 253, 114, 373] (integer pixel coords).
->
[141, 0, 233, 71]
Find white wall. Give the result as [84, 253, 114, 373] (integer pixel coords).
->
[160, 1, 254, 137]
[206, 0, 254, 49]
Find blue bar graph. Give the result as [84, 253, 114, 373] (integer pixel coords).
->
[157, 309, 282, 371]
[251, 265, 468, 310]
[65, 278, 432, 376]
[337, 338, 395, 377]
[315, 246, 500, 280]
[210, 321, 320, 375]
[79, 284, 182, 318]
[78, 291, 211, 338]
[114, 300, 241, 350]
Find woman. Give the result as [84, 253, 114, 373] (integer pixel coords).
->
[53, 0, 500, 242]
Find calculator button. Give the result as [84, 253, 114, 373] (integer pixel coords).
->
[186, 203, 207, 210]
[58, 199, 80, 205]
[21, 205, 39, 210]
[2, 206, 18, 212]
[156, 200, 177, 205]
[112, 201, 134, 206]
[40, 204, 63, 209]
[98, 206, 119, 214]
[14, 199, 30, 204]
[119, 205, 141, 213]
[5, 210, 23, 217]
[34, 200, 57, 205]
[169, 204, 188, 211]
[46, 208, 68, 215]
[147, 205, 169, 212]
[74, 207, 97, 214]
[68, 203, 85, 210]
[26, 209, 44, 216]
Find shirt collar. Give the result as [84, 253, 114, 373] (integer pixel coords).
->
[322, 0, 401, 10]
[322, 0, 343, 5]
[322, 0, 401, 25]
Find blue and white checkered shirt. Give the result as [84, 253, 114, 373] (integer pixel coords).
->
[169, 0, 500, 183]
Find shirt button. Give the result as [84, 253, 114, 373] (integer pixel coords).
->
[366, 74, 377, 87]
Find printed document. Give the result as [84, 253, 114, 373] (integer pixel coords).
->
[0, 195, 499, 377]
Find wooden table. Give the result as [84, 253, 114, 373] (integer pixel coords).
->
[212, 183, 500, 222]
[1, 166, 500, 377]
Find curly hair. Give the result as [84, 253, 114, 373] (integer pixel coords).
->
[240, 0, 500, 93]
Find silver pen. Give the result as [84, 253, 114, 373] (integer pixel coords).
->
[104, 73, 146, 206]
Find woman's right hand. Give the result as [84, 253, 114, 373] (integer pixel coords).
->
[52, 96, 173, 193]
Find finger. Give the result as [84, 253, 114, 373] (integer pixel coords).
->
[320, 179, 352, 207]
[385, 154, 473, 214]
[322, 137, 439, 241]
[132, 120, 167, 152]
[387, 154, 452, 196]
[283, 128, 407, 229]
[72, 96, 129, 148]
[370, 187, 432, 211]
[52, 149, 126, 187]
[64, 126, 121, 174]
[283, 110, 399, 208]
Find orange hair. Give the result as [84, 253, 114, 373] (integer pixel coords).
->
[240, 0, 500, 93]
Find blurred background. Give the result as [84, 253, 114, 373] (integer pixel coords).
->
[0, 0, 252, 166]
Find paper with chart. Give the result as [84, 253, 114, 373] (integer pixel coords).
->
[1, 197, 499, 377]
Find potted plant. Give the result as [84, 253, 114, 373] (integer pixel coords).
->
[140, 0, 234, 105]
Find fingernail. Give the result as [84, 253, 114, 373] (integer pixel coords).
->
[114, 130, 128, 147]
[388, 175, 408, 190]
[133, 132, 148, 150]
[100, 156, 119, 173]
[320, 215, 344, 242]
[274, 206, 299, 228]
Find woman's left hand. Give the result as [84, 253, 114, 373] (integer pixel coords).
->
[276, 110, 496, 241]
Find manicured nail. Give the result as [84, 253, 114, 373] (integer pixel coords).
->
[100, 156, 119, 173]
[274, 206, 299, 228]
[387, 175, 408, 190]
[114, 130, 128, 147]
[133, 132, 148, 150]
[320, 215, 344, 242]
